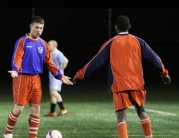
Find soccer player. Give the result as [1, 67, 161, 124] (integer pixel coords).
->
[73, 15, 171, 138]
[4, 16, 73, 138]
[44, 40, 68, 117]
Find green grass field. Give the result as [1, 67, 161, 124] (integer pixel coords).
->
[0, 80, 178, 138]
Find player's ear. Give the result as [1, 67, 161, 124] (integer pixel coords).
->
[29, 23, 33, 29]
[115, 25, 118, 31]
[128, 24, 131, 30]
[115, 25, 119, 34]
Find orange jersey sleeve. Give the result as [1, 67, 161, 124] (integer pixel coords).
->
[12, 38, 25, 72]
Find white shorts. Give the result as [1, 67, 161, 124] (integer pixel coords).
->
[49, 77, 62, 92]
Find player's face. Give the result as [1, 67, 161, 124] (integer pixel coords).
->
[30, 23, 44, 38]
[48, 41, 56, 52]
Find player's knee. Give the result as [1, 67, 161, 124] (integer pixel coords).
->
[50, 92, 54, 97]
[117, 118, 126, 123]
[116, 113, 126, 123]
[13, 106, 24, 115]
[50, 92, 58, 98]
[116, 109, 127, 123]
[33, 105, 40, 111]
[30, 104, 40, 115]
[135, 104, 148, 118]
[138, 112, 148, 119]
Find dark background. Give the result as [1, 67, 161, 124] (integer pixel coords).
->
[0, 7, 178, 91]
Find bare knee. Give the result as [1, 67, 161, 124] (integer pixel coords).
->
[50, 90, 62, 102]
[135, 104, 148, 119]
[13, 105, 24, 115]
[50, 90, 59, 96]
[30, 103, 40, 116]
[115, 109, 127, 123]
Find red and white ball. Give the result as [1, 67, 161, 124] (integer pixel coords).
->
[45, 130, 62, 138]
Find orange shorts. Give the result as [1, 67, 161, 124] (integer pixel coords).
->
[113, 89, 146, 111]
[12, 74, 42, 105]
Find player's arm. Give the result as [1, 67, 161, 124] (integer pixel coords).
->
[44, 49, 62, 79]
[58, 53, 69, 70]
[61, 60, 68, 70]
[43, 40, 73, 85]
[138, 38, 171, 84]
[73, 38, 115, 83]
[8, 38, 25, 78]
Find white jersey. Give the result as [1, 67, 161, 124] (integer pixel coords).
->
[49, 48, 68, 92]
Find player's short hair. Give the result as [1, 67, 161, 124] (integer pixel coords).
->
[48, 40, 58, 48]
[115, 15, 130, 31]
[31, 16, 44, 24]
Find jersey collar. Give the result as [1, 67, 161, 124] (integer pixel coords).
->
[118, 32, 129, 34]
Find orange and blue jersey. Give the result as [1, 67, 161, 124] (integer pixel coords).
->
[12, 34, 62, 79]
[76, 32, 168, 92]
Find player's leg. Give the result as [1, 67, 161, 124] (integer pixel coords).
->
[4, 76, 29, 138]
[115, 109, 128, 138]
[44, 77, 58, 116]
[134, 103, 153, 138]
[50, 90, 57, 113]
[47, 78, 67, 116]
[28, 75, 42, 138]
[56, 92, 67, 116]
[55, 82, 67, 116]
[131, 89, 153, 138]
[49, 89, 67, 116]
[4, 104, 25, 138]
[113, 92, 132, 138]
[44, 89, 58, 117]
[29, 103, 40, 138]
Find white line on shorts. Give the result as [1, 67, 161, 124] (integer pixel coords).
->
[129, 106, 177, 116]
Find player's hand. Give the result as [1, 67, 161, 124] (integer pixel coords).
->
[61, 76, 73, 85]
[8, 70, 18, 78]
[73, 75, 78, 84]
[161, 75, 171, 85]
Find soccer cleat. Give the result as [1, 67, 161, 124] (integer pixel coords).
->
[58, 109, 68, 116]
[4, 134, 13, 138]
[44, 112, 57, 117]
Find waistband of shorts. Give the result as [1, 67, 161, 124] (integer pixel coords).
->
[19, 73, 40, 76]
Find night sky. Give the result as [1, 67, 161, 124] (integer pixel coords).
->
[0, 6, 178, 87]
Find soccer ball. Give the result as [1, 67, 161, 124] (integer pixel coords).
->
[45, 130, 62, 138]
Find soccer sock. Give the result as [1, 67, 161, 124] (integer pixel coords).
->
[50, 103, 56, 113]
[58, 101, 65, 110]
[29, 114, 40, 138]
[117, 122, 128, 138]
[140, 117, 153, 138]
[4, 111, 19, 134]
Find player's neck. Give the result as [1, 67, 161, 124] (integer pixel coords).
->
[50, 49, 56, 53]
[27, 33, 39, 40]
